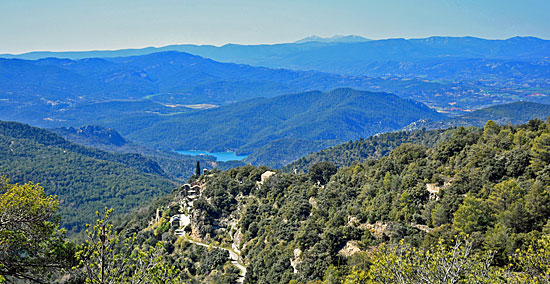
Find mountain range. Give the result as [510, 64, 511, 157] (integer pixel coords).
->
[1, 37, 549, 122]
[1, 51, 443, 127]
[0, 36, 549, 170]
[3, 36, 547, 64]
[2, 36, 548, 82]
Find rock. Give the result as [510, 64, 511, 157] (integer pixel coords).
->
[339, 241, 361, 257]
[290, 248, 302, 274]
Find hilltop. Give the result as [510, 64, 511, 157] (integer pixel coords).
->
[122, 88, 444, 167]
[111, 118, 550, 283]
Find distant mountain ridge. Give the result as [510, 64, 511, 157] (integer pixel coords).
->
[295, 35, 371, 43]
[2, 51, 444, 127]
[2, 36, 547, 116]
[1, 36, 546, 61]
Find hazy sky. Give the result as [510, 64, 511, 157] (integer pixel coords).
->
[1, 0, 548, 54]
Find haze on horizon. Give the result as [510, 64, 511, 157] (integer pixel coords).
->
[1, 0, 549, 54]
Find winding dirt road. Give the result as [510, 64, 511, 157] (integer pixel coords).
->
[187, 239, 246, 283]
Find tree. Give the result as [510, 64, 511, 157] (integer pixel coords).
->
[366, 237, 497, 284]
[74, 208, 183, 284]
[309, 162, 338, 185]
[0, 176, 74, 283]
[531, 133, 550, 171]
[196, 161, 201, 177]
[512, 234, 550, 283]
[453, 195, 493, 234]
[484, 120, 500, 137]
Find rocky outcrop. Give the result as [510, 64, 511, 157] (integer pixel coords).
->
[338, 241, 361, 257]
[290, 248, 302, 274]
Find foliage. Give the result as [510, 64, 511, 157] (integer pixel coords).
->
[512, 235, 550, 283]
[285, 128, 452, 172]
[0, 177, 74, 283]
[309, 162, 338, 185]
[367, 237, 496, 284]
[74, 208, 183, 284]
[176, 118, 550, 283]
[0, 121, 175, 233]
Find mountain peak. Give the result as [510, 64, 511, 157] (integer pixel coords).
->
[295, 35, 371, 44]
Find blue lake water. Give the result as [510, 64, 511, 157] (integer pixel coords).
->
[175, 150, 248, 162]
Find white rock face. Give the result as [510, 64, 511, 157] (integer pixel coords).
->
[290, 248, 302, 274]
[258, 171, 276, 185]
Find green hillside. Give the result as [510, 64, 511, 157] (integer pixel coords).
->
[52, 125, 245, 181]
[283, 128, 453, 172]
[286, 102, 550, 173]
[0, 121, 176, 233]
[189, 119, 550, 282]
[124, 88, 444, 167]
[104, 118, 550, 283]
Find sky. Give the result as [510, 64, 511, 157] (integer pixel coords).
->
[1, 0, 549, 54]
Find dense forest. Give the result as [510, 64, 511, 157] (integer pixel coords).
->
[3, 118, 550, 283]
[0, 121, 176, 233]
[283, 128, 452, 172]
[74, 118, 550, 283]
[178, 118, 550, 282]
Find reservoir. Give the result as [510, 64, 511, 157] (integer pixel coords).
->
[175, 150, 248, 162]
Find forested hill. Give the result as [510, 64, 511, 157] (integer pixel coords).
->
[0, 121, 176, 233]
[286, 102, 550, 172]
[405, 101, 550, 131]
[0, 121, 164, 176]
[123, 88, 444, 167]
[283, 128, 454, 172]
[116, 118, 550, 283]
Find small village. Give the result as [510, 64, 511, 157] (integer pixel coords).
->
[153, 170, 276, 283]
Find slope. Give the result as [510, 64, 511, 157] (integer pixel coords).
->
[52, 125, 246, 181]
[118, 118, 550, 283]
[0, 121, 176, 233]
[0, 52, 447, 127]
[286, 102, 550, 172]
[123, 88, 444, 167]
[283, 128, 453, 172]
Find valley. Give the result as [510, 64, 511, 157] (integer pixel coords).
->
[2, 30, 550, 283]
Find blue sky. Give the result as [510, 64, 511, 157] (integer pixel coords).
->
[1, 0, 548, 53]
